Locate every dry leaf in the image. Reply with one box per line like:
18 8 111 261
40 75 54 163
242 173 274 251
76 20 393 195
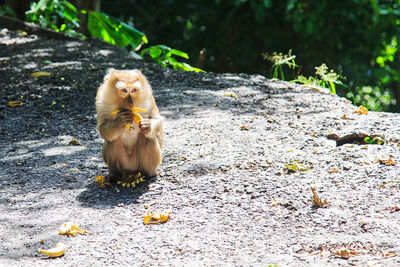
59 222 91 236
340 249 350 259
240 125 249 130
385 252 398 258
341 114 348 120
311 187 329 207
379 157 398 166
18 30 28 36
30 71 51 78
8 101 23 107
391 206 400 212
354 105 368 115
144 209 172 225
328 167 338 173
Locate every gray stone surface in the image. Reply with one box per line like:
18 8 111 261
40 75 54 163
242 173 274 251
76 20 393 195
1 22 400 266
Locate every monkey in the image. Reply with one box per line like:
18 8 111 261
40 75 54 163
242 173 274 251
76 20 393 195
95 69 163 182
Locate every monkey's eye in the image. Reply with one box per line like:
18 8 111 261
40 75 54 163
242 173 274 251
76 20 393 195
121 88 128 94
132 88 137 93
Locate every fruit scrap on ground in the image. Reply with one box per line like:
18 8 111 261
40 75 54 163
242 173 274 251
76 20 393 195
110 107 147 130
30 71 51 78
95 175 111 189
311 187 330 208
8 101 23 107
117 172 145 188
144 209 172 225
59 222 91 236
38 242 66 258
285 161 311 172
224 91 238 99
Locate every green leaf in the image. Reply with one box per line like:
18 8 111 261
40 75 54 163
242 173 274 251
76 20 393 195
61 0 77 13
169 49 189 59
149 46 162 59
88 11 147 50
329 81 336 94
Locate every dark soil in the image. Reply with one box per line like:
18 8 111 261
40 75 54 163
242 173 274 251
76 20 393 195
1 17 400 266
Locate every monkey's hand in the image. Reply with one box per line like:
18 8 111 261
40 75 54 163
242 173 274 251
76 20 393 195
117 110 134 127
139 119 151 135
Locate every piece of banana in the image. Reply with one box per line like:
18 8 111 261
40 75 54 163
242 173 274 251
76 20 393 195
95 174 111 189
110 107 147 130
38 242 66 258
59 222 90 236
143 209 172 225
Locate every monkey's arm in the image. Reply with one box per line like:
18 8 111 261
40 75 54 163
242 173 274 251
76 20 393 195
98 110 133 141
139 116 163 139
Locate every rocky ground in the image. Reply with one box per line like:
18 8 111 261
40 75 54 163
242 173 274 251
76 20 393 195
1 17 400 266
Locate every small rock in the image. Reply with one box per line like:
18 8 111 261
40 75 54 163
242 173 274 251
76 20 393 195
235 188 244 193
292 244 302 253
245 187 254 194
343 162 352 170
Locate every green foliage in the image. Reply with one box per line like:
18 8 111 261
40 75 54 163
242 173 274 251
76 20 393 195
87 11 202 72
346 86 394 111
264 50 347 95
106 0 399 112
263 50 297 80
0 5 17 17
87 11 147 50
25 0 84 38
293 64 347 95
364 136 385 145
22 1 201 72
140 45 205 72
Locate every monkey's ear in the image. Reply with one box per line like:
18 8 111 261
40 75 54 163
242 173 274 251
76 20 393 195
104 68 116 81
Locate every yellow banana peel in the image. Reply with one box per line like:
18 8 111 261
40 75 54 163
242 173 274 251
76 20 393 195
59 222 91 236
110 107 147 130
144 209 172 225
38 242 66 258
95 174 111 189
30 71 51 78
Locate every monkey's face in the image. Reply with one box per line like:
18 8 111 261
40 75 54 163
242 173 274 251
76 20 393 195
115 80 141 108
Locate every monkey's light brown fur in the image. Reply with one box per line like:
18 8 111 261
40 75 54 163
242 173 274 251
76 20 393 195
96 69 163 181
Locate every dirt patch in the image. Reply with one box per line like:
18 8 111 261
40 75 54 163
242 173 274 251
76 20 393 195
1 18 400 266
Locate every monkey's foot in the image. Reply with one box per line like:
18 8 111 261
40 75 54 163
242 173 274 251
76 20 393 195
117 172 145 188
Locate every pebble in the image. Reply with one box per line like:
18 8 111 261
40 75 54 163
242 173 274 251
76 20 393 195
292 245 303 253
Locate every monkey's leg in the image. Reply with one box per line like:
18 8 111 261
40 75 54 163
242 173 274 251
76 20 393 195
102 140 125 183
137 136 162 177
